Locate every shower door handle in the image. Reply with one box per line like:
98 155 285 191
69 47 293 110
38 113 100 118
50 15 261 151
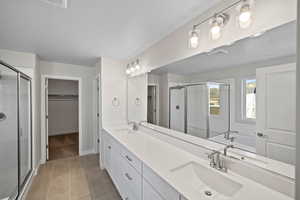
0 112 7 121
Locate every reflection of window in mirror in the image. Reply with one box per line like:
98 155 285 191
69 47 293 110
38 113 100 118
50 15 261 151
208 84 220 115
242 79 256 121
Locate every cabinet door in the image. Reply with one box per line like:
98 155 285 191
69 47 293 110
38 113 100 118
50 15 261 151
103 132 112 173
256 63 296 164
143 179 164 200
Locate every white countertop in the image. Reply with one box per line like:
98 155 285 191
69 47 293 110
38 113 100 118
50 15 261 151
142 122 295 180
104 125 293 200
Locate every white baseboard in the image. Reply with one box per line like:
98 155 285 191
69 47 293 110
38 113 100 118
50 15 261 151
80 149 96 156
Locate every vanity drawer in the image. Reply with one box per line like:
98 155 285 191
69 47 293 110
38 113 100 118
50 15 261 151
143 165 180 200
120 157 142 200
120 145 142 173
143 179 164 200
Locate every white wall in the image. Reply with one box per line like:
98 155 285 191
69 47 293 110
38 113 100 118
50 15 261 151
40 61 97 157
48 79 78 136
133 0 296 72
101 57 127 127
0 49 36 68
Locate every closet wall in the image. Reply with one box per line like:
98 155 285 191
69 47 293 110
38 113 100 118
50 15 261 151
48 79 78 136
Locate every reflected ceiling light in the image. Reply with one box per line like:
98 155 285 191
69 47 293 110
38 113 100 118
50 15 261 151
189 27 200 49
238 1 253 29
210 14 228 41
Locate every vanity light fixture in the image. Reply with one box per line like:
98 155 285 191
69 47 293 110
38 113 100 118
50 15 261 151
189 27 200 49
238 0 253 29
130 63 136 73
126 64 131 75
126 59 143 76
188 0 255 48
210 14 229 41
135 59 141 70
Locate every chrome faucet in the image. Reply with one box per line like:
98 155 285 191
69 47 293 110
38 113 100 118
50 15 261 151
223 130 238 141
207 151 227 172
223 144 234 156
128 121 139 131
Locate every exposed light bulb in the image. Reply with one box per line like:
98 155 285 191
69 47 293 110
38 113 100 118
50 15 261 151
210 21 221 40
239 4 252 28
135 60 141 70
126 64 131 75
189 30 199 49
130 66 135 73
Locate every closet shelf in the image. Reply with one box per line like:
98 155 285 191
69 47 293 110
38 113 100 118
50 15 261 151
48 94 78 101
48 94 78 97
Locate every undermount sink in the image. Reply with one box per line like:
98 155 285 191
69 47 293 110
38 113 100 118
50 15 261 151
170 162 242 198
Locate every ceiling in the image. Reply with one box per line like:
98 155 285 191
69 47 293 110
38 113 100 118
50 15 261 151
152 21 296 75
0 0 221 66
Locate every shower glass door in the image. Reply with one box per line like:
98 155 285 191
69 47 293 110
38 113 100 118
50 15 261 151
19 75 32 188
0 64 19 199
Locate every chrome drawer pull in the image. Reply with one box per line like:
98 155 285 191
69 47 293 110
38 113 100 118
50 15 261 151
108 146 111 149
125 155 132 162
125 173 132 181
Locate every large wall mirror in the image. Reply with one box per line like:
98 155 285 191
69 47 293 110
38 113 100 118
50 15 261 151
146 21 296 165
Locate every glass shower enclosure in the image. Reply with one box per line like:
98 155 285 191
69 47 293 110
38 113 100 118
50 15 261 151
0 61 32 200
169 82 230 140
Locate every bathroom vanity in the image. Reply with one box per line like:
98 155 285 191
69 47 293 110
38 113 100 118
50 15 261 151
102 125 293 200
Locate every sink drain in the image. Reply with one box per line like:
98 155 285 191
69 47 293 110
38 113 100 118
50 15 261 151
204 190 212 196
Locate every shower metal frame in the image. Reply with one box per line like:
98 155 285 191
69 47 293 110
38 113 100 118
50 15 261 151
0 60 33 200
168 82 231 139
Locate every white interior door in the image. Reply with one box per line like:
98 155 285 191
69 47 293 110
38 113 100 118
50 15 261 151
170 87 186 133
256 63 296 164
45 78 49 161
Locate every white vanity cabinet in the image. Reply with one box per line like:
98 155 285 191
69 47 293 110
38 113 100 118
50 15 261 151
103 131 112 174
103 131 142 200
143 164 181 200
143 179 165 200
102 130 181 200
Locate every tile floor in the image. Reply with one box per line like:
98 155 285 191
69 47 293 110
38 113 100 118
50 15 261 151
49 133 79 160
26 154 121 200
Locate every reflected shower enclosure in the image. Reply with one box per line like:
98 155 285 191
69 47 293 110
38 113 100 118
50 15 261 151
169 82 230 140
0 61 32 200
